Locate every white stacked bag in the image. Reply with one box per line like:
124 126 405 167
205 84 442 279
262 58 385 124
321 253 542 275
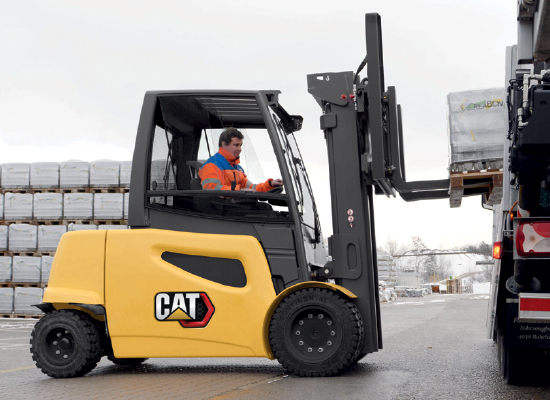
90 160 120 187
41 256 54 283
30 162 59 188
0 226 7 251
9 224 37 251
98 225 128 230
1 163 30 188
63 193 93 219
94 193 124 219
38 225 67 251
124 193 129 219
0 257 12 282
68 223 97 231
12 256 41 282
0 193 3 219
0 288 14 313
33 193 63 220
60 160 90 187
4 193 33 220
14 287 43 314
120 161 132 187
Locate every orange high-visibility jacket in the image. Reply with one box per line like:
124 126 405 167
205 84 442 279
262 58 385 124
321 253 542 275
198 147 273 192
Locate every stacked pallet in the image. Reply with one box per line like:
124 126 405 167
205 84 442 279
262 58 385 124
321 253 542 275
0 160 131 318
447 88 505 208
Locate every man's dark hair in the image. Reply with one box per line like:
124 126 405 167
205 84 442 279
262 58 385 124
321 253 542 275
219 127 244 147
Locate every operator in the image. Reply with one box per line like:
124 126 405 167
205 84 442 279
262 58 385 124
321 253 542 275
199 127 283 192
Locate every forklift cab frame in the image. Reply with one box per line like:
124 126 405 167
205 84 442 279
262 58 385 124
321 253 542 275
128 90 326 293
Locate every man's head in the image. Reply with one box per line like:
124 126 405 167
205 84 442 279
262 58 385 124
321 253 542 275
219 127 244 158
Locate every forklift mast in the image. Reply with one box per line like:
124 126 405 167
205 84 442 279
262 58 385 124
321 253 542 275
306 14 460 351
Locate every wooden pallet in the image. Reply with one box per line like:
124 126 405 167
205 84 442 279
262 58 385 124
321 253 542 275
1 187 130 194
1 219 126 226
0 313 43 319
0 282 47 288
449 170 503 208
0 251 55 257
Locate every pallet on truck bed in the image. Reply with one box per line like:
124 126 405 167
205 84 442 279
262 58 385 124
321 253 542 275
449 169 503 208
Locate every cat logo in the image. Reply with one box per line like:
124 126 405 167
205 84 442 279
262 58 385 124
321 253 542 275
155 292 215 328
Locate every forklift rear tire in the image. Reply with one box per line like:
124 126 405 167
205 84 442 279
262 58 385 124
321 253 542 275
30 310 103 378
269 288 363 377
107 355 149 366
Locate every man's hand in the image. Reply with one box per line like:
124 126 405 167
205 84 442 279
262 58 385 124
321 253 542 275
270 179 283 187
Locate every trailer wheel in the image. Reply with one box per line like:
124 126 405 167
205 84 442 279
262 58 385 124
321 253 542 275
108 355 148 366
504 346 526 385
269 288 363 377
30 310 103 378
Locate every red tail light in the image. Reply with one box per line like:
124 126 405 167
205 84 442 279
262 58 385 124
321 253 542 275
516 221 550 256
493 241 502 259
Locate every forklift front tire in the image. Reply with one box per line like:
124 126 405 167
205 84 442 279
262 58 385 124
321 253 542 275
30 310 103 378
107 355 149 366
269 288 363 377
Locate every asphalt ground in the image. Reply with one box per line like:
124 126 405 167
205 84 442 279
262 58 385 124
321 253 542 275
1 294 550 399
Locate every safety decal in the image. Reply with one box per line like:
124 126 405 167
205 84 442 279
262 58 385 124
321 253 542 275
155 292 215 328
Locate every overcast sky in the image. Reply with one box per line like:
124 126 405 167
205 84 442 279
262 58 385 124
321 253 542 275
0 0 518 250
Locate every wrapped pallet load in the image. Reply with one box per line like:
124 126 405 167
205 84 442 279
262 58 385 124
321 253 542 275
90 160 120 187
98 225 128 230
0 193 3 219
59 160 90 187
0 288 14 313
448 88 507 171
33 193 63 220
4 193 33 220
0 256 12 282
120 161 132 187
30 162 59 188
14 287 43 314
37 225 67 251
124 192 129 219
12 256 41 282
0 226 7 251
8 224 37 251
1 163 30 188
41 256 54 283
67 223 97 231
63 193 93 219
94 193 123 219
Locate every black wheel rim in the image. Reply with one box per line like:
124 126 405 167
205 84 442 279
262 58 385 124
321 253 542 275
285 306 342 363
44 327 75 365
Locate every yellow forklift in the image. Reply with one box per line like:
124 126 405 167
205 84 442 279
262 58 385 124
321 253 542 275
30 14 471 378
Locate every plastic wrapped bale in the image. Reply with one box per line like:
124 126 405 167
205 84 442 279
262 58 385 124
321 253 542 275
98 225 128 230
4 193 33 220
448 88 507 171
120 161 132 187
67 223 97 231
8 224 37 251
150 159 176 190
90 160 120 187
0 257 12 282
0 226 7 251
41 256 54 283
1 163 30 188
14 287 43 314
30 162 59 188
12 256 41 283
0 288 14 313
0 193 3 219
59 160 90 187
63 193 93 219
124 192 129 219
33 193 63 220
94 193 123 219
37 225 67 251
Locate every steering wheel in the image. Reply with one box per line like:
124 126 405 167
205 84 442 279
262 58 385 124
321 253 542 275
268 186 284 194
